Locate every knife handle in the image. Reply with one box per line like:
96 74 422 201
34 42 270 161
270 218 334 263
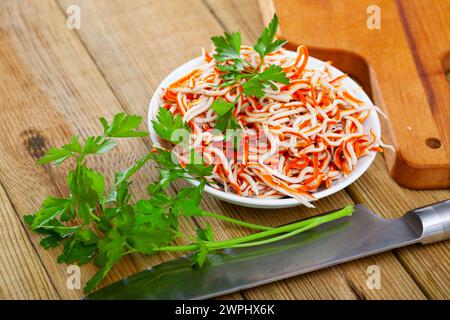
405 199 450 244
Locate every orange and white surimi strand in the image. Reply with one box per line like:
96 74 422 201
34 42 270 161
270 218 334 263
160 45 384 206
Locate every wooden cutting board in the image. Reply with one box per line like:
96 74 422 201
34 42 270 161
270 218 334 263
260 0 450 189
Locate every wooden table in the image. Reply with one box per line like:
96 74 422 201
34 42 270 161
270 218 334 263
0 0 448 300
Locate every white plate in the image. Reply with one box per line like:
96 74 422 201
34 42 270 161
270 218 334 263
148 51 380 209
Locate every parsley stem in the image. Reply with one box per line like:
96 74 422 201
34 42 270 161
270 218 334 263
89 212 101 222
156 206 353 253
206 205 353 250
233 91 242 104
155 244 198 252
219 221 320 249
200 210 272 231
258 58 264 71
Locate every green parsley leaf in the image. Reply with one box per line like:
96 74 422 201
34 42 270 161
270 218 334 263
260 64 290 84
171 185 203 217
242 65 289 98
196 222 214 242
112 205 136 234
216 62 244 74
67 166 105 224
215 60 246 87
84 229 124 294
192 223 214 268
26 197 73 229
134 200 168 229
242 77 265 98
191 242 209 268
37 136 82 166
147 149 185 192
150 148 179 170
214 108 238 132
146 185 173 205
211 31 242 62
100 113 148 138
40 234 63 249
185 150 213 178
207 14 289 132
253 14 287 60
107 177 131 207
159 168 185 190
210 96 239 132
211 98 235 116
84 266 111 294
150 148 212 183
152 107 189 144
111 152 153 197
62 136 83 154
37 147 73 166
84 136 117 155
57 229 98 265
39 112 147 167
127 224 176 255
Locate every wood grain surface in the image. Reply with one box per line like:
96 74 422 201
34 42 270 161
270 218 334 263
0 0 448 300
260 0 450 189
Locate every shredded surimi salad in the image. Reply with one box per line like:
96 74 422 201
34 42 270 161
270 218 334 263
159 45 385 207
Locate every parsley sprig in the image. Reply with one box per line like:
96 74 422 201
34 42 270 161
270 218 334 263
151 107 189 144
26 113 352 292
253 14 287 63
210 14 289 132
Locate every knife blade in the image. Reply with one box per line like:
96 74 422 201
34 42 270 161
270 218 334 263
85 199 450 300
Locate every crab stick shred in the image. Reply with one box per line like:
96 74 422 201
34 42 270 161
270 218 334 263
157 45 385 206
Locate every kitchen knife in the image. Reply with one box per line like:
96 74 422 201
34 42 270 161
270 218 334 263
85 199 450 300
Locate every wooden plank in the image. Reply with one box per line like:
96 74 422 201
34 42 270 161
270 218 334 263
60 0 426 299
0 0 196 299
0 182 59 299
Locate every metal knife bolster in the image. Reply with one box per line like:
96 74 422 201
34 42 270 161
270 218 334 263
405 199 450 244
